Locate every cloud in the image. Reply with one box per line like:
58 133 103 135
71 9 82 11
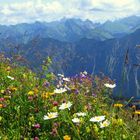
90 8 105 12
86 0 140 21
0 0 140 25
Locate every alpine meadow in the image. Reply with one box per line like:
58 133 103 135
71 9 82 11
0 0 140 140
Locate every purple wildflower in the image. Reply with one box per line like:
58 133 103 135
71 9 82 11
34 123 40 129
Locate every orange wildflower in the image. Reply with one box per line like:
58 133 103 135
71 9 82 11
0 104 3 108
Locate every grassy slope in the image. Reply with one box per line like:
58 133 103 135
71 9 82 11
0 59 140 140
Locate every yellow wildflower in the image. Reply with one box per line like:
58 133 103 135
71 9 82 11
134 110 140 115
28 91 34 96
48 92 55 96
41 92 49 99
63 135 71 140
114 103 123 107
33 88 39 94
10 87 17 92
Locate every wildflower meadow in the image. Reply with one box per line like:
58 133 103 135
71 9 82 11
0 58 140 140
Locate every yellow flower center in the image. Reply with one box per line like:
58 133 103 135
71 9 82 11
64 104 68 108
48 114 54 118
96 117 100 121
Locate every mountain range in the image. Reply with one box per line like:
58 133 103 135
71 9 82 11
0 15 140 99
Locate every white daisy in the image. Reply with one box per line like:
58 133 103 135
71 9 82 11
90 116 105 122
83 71 88 75
63 77 70 82
59 101 72 110
58 74 64 77
100 119 110 128
7 76 14 80
72 118 80 123
54 88 67 94
76 112 87 117
104 83 116 89
44 112 58 120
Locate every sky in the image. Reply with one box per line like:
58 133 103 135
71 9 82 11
0 0 140 25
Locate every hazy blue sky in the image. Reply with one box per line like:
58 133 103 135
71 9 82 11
0 0 140 25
